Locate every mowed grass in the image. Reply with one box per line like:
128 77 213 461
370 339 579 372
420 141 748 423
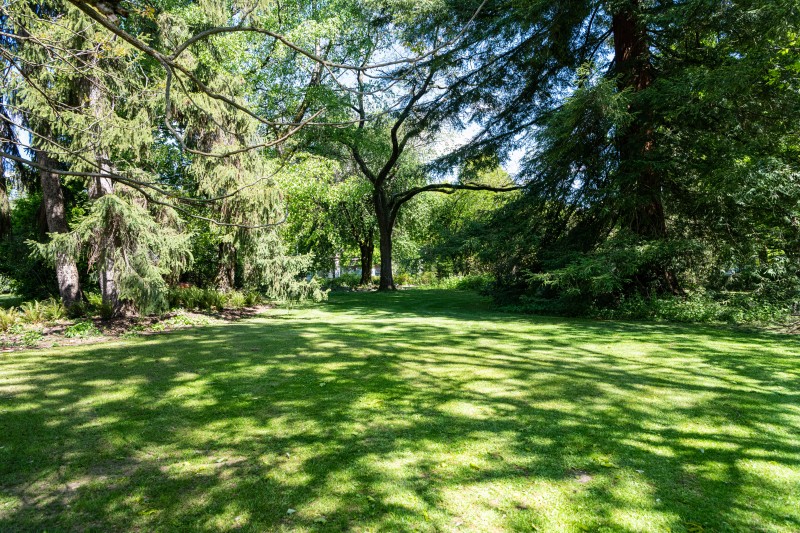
0 293 23 309
1 290 799 532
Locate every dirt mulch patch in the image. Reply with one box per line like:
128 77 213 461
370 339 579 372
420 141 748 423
0 305 273 353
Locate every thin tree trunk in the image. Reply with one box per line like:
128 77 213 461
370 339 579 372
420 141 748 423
377 221 394 290
88 168 122 313
216 241 236 291
88 79 126 315
0 169 10 238
359 235 374 286
374 191 397 291
36 148 81 307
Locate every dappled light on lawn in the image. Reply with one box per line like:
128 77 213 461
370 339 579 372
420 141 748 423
1 290 798 531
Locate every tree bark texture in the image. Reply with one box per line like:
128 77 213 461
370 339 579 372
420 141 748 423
359 233 374 286
612 0 666 240
37 148 82 307
0 169 10 238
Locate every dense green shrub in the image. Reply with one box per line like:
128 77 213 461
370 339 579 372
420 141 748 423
413 271 437 286
226 291 247 309
82 292 114 320
394 272 412 286
0 194 61 301
169 287 226 311
413 273 494 292
19 301 46 324
322 273 363 291
595 293 791 325
41 298 66 321
507 291 791 325
0 274 13 294
243 292 261 306
16 298 67 324
0 308 19 332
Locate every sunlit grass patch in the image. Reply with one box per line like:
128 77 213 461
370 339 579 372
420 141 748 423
1 289 798 532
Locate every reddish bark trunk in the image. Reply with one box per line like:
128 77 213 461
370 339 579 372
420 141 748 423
612 1 666 240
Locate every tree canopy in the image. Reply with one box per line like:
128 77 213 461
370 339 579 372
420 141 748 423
0 0 797 320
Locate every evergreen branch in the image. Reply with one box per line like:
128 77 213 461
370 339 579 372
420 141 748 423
392 182 522 208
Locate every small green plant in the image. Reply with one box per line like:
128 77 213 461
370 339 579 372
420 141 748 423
414 272 437 286
42 298 66 321
84 292 114 319
64 320 102 338
226 291 247 309
244 291 262 306
169 287 228 311
163 313 207 327
120 324 146 339
19 301 46 324
0 274 13 294
413 274 494 292
21 329 43 347
0 307 20 332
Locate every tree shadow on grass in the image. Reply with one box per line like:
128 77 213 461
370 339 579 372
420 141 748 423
0 290 798 531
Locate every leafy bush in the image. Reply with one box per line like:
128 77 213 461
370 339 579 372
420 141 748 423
19 301 46 324
21 329 43 347
596 292 791 324
508 290 791 325
169 287 227 311
0 308 20 332
414 273 494 292
0 274 13 294
394 272 412 286
444 274 493 292
244 291 261 306
64 320 102 338
413 271 437 286
0 193 61 301
322 273 363 291
226 291 248 309
42 298 66 321
82 292 114 319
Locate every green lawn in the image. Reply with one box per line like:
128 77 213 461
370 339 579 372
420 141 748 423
1 290 798 532
0 293 23 309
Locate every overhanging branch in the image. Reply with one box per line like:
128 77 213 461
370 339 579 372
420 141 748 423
392 182 522 208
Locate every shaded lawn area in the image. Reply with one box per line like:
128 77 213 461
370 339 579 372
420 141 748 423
0 294 23 309
0 290 798 532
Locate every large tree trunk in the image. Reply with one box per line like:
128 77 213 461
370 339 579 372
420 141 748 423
37 148 81 308
612 1 666 239
613 2 678 293
374 191 396 291
359 233 374 286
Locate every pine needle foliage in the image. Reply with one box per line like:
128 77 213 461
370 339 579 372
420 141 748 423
32 194 191 314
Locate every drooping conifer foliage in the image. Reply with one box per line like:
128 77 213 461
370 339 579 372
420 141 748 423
423 0 800 312
1 0 797 320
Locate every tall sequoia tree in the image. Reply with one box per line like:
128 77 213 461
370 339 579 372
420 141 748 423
425 0 800 299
